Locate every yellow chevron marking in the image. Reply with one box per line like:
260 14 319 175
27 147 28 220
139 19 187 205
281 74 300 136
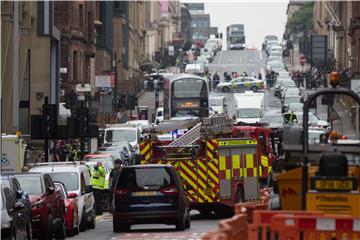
208 160 219 174
180 164 209 202
140 143 150 154
207 141 216 152
197 161 215 189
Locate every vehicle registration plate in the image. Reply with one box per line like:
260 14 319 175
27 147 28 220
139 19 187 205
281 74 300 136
132 191 157 196
314 179 354 191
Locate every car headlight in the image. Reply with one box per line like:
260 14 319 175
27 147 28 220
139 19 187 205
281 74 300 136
32 201 45 209
1 222 11 229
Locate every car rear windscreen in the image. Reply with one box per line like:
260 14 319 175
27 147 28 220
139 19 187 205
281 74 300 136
117 167 175 190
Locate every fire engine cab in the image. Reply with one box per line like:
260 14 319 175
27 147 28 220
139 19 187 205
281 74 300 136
140 114 276 216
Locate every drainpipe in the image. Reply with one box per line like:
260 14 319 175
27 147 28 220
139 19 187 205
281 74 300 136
12 1 19 132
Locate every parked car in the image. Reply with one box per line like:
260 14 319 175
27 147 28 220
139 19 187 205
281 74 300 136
13 172 66 239
216 77 264 93
28 162 96 232
1 186 29 240
54 182 79 236
287 102 303 112
104 124 141 157
84 153 115 164
0 175 32 238
282 94 301 113
101 142 136 165
112 164 191 232
283 111 330 131
260 109 284 129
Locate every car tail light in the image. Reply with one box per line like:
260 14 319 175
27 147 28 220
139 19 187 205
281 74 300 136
160 185 179 195
114 188 130 198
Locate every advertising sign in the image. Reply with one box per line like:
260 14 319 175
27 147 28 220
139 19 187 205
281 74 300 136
95 74 115 88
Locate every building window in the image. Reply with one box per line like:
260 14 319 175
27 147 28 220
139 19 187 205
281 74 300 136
73 51 78 82
79 4 84 28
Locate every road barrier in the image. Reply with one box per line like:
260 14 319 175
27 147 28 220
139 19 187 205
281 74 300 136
202 195 360 240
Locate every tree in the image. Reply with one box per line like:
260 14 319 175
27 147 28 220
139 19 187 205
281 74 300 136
286 2 314 35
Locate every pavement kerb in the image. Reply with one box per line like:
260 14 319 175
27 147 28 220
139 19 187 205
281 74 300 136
136 89 145 98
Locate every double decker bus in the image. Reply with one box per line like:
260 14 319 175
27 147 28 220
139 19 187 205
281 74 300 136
163 74 209 120
227 24 245 50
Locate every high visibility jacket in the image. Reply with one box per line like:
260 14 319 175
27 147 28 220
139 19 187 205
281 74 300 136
90 166 106 190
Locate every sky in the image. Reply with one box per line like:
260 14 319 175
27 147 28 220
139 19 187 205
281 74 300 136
185 1 289 49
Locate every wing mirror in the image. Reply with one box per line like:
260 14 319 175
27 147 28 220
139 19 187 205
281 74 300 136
15 190 24 199
11 202 25 212
67 192 78 198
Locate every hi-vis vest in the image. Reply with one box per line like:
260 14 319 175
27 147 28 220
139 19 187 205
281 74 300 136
90 166 106 190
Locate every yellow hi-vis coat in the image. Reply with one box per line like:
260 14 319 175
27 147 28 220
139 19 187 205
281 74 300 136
90 166 106 190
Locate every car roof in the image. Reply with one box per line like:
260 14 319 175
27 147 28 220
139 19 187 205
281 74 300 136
105 124 139 130
123 164 173 169
84 153 112 158
29 162 88 172
263 109 282 115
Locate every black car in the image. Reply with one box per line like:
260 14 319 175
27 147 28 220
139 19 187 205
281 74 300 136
0 175 32 239
113 164 190 232
1 186 28 240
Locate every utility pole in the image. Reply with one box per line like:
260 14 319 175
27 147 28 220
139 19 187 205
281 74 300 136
113 52 118 104
12 1 19 132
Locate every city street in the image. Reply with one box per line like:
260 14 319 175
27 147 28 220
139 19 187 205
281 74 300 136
2 2 360 240
72 211 218 240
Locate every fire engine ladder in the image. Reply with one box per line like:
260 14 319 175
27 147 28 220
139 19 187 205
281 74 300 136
168 114 234 147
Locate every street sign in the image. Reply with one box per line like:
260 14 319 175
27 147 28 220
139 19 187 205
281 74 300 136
310 35 327 68
168 45 174 56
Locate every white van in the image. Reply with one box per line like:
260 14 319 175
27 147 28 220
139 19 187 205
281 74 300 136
29 162 96 230
185 63 204 74
154 107 164 125
234 91 265 124
209 96 227 114
104 124 141 158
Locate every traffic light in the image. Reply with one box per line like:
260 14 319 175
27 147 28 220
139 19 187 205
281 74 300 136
119 93 126 109
42 104 58 139
30 115 43 139
66 117 77 138
77 108 89 137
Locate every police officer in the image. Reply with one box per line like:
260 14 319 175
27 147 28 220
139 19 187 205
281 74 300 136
90 161 106 215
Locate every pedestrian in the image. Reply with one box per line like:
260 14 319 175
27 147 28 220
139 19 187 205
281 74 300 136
57 140 68 161
109 159 123 192
90 161 106 215
212 72 220 89
51 142 60 162
258 72 262 80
